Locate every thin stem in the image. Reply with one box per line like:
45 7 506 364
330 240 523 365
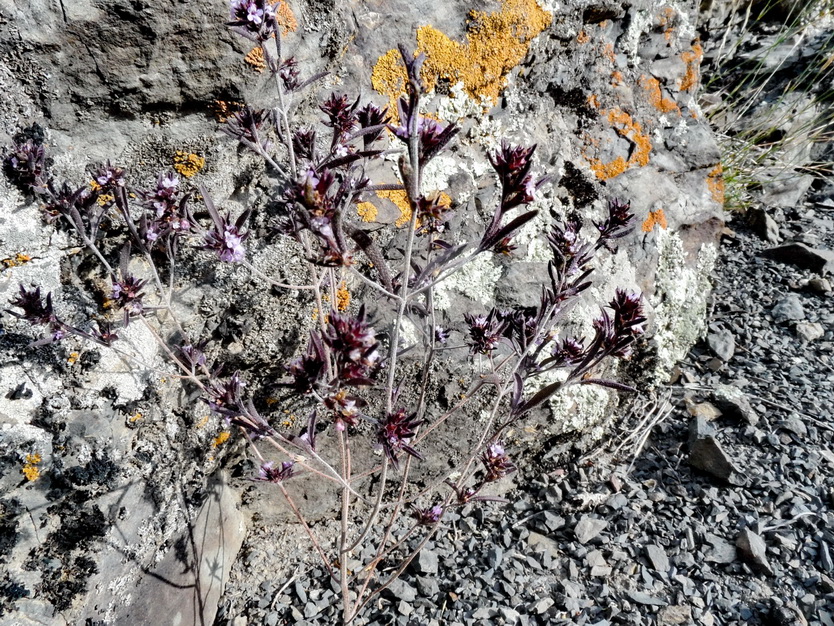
343 457 388 554
279 483 336 580
338 429 353 624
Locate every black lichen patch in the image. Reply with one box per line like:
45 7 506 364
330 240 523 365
0 575 31 616
547 85 597 129
24 500 109 613
0 498 23 560
559 160 599 208
63 456 120 489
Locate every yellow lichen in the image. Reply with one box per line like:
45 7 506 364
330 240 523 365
173 151 205 178
22 453 42 482
271 0 298 34
67 352 80 365
707 163 725 204
2 253 32 269
371 0 552 115
97 193 114 207
680 41 704 92
642 208 668 232
195 415 210 429
129 412 143 423
577 30 590 44
212 431 231 448
639 75 679 114
373 189 413 228
587 108 652 180
336 283 350 312
356 201 379 223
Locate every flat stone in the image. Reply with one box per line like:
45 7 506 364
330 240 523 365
796 322 824 343
686 400 722 421
760 242 834 275
712 384 759 426
590 565 613 577
771 294 806 322
704 535 737 564
736 528 773 576
574 516 608 545
658 605 694 625
415 549 439 575
707 328 735 361
627 591 667 606
527 532 560 560
534 597 555 614
586 550 607 568
645 544 670 573
385 579 417 603
688 417 744 484
808 277 832 294
748 206 781 243
416 576 440 597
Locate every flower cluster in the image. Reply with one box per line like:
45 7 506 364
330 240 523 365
228 0 277 41
253 460 296 483
592 289 646 358
200 186 250 263
480 442 517 482
3 140 47 192
377 409 423 469
464 310 506 355
220 107 271 153
139 173 192 245
322 306 380 384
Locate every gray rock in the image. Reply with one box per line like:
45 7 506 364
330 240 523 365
736 528 773 576
574 516 608 545
534 597 555 614
704 534 737 564
527 532 559 560
626 591 667 606
808 277 832 294
748 206 781 243
415 549 439 575
416 576 440 597
707 328 736 361
796 322 824 343
688 416 744 484
385 579 417 603
712 384 760 426
761 242 834 275
645 544 670 573
771 294 806 322
658 605 693 625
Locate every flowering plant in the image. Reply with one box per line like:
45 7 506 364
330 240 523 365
2 2 645 622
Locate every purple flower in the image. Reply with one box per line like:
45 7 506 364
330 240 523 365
111 274 146 324
206 371 247 417
480 442 516 482
434 325 450 344
177 342 207 370
3 140 48 192
92 162 126 190
377 409 424 469
549 336 586 367
228 0 277 40
221 107 271 152
356 103 390 147
320 93 359 140
464 309 506 355
324 389 363 431
286 332 327 394
200 186 250 263
7 285 55 325
323 306 380 384
411 504 443 526
253 460 296 483
391 106 458 163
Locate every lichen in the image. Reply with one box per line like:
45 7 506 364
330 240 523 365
356 201 378 223
641 208 668 232
650 228 717 382
371 0 551 115
680 41 703 92
587 108 653 180
21 452 42 481
639 75 679 115
707 163 725 205
434 252 501 310
173 151 205 178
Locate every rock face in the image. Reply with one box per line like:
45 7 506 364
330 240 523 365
0 0 723 622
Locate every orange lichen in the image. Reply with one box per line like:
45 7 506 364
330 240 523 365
270 0 298 34
67 352 80 365
336 283 350 312
173 151 205 178
610 70 624 86
602 43 616 63
22 453 42 482
641 208 668 232
244 47 267 72
577 30 590 44
356 201 379 223
213 100 245 123
639 75 679 114
2 253 32 269
213 431 231 448
707 163 725 204
371 0 552 115
587 108 652 180
680 41 704 92
587 94 600 109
